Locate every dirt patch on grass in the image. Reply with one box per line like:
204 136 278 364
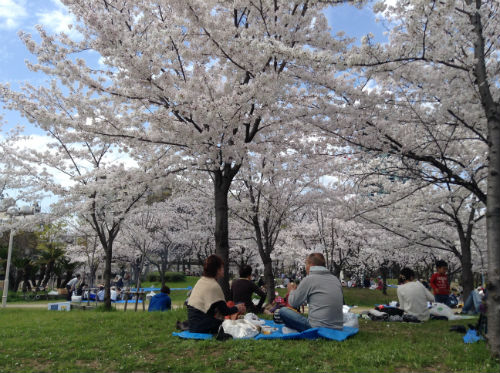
75 359 102 370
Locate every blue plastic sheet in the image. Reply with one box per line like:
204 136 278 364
463 329 483 344
131 286 192 292
172 319 358 341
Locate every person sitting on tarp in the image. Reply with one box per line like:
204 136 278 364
461 287 485 315
279 253 343 332
397 267 434 321
230 264 266 314
148 285 171 312
187 255 246 334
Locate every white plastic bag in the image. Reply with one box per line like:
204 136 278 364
244 313 265 326
343 312 359 328
221 319 260 339
429 302 461 320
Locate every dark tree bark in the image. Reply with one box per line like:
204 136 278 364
213 163 240 299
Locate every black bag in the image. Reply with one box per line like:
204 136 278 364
375 305 404 317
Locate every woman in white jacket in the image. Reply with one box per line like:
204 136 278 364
397 267 435 321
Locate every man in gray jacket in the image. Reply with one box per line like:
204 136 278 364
279 253 343 331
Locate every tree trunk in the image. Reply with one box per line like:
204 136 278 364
332 263 341 279
103 246 112 309
380 265 388 295
41 261 54 288
89 264 97 288
486 113 500 357
468 2 500 356
213 165 239 299
251 215 276 304
160 260 167 288
263 258 275 304
460 241 474 304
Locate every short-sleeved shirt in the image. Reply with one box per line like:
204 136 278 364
430 273 449 295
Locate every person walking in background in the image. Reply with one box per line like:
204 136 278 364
430 260 451 306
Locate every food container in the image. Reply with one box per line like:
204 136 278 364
262 326 272 335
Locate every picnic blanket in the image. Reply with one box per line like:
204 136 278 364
131 286 192 292
172 319 358 341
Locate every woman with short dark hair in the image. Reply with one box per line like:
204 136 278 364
397 267 435 321
187 255 246 333
230 264 266 313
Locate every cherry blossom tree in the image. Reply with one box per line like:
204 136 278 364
354 169 485 301
229 149 322 301
1 0 353 295
65 221 104 288
0 115 179 308
305 0 499 353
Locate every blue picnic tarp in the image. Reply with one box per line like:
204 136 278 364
172 319 358 341
131 286 192 292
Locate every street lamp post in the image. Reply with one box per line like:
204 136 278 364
1 202 40 308
1 228 15 308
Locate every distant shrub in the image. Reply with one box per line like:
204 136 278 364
146 271 186 283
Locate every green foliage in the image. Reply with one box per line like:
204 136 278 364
146 271 186 283
0 308 497 372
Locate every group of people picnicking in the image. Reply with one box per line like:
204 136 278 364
65 273 130 302
65 253 485 335
180 254 486 335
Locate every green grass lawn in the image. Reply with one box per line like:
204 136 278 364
275 285 397 307
0 306 497 373
3 277 396 307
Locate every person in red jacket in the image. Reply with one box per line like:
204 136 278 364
430 260 451 306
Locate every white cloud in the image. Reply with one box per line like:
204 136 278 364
0 0 27 30
36 1 81 39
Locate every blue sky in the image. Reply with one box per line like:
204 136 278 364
0 0 388 134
